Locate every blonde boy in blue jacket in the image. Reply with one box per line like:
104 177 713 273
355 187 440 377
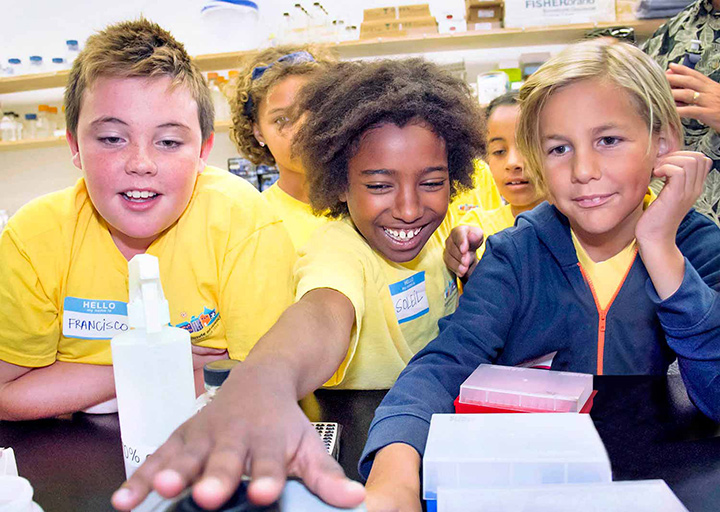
361 39 720 510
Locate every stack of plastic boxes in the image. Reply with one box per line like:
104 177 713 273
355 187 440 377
422 364 689 512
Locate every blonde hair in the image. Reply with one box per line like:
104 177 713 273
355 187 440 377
517 39 682 193
230 44 336 165
64 18 214 142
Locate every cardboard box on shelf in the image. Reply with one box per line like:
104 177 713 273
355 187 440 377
399 3 432 18
360 16 437 39
363 6 397 21
469 21 503 31
402 16 438 35
467 2 504 23
439 19 468 34
504 0 616 28
360 19 401 38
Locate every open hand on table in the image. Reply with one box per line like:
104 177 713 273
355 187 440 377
111 367 365 511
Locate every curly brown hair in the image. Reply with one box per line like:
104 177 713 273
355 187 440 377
229 44 336 165
293 59 486 218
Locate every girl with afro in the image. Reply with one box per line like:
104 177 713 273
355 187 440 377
115 57 486 511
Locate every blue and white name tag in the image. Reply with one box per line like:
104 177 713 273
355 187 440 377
389 272 429 324
62 297 129 340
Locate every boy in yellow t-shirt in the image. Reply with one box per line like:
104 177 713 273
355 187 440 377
0 19 295 421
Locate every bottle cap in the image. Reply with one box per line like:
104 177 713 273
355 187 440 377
25 113 37 120
203 359 240 388
689 39 702 52
29 56 42 62
8 58 21 64
52 57 65 64
207 71 219 80
66 39 79 46
127 254 170 333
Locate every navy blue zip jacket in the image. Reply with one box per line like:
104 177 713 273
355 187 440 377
359 202 720 479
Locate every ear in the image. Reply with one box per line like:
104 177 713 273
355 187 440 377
339 190 347 203
66 130 82 170
198 132 215 174
655 129 679 161
252 123 266 147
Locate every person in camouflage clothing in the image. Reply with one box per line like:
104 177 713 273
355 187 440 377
643 0 720 226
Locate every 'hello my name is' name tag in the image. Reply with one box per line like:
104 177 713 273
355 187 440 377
63 297 129 340
389 271 429 325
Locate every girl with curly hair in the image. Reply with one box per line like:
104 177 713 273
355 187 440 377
230 44 335 249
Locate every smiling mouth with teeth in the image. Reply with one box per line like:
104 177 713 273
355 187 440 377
506 180 529 185
123 190 159 201
383 227 423 242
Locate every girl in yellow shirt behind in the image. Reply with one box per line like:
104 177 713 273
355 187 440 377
231 45 335 250
444 92 546 278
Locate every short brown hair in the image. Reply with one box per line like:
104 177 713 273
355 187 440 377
230 44 336 165
64 18 214 141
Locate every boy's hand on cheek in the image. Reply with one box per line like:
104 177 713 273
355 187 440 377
637 151 711 300
111 368 365 511
444 226 484 279
636 150 712 249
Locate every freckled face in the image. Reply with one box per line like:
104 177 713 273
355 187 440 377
68 76 212 250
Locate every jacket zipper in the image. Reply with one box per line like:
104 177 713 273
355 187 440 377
577 246 638 375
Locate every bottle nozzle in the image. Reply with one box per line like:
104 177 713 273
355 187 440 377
127 254 170 334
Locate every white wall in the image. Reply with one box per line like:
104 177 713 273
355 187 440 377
1 0 560 215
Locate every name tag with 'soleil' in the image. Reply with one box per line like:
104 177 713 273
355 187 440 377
389 271 429 324
62 297 129 339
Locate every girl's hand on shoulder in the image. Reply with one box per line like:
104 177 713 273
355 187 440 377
636 150 711 249
444 225 484 279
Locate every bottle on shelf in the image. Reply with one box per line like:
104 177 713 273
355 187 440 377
207 72 231 121
65 40 81 64
47 106 62 136
7 58 23 76
280 11 293 44
332 19 346 43
1 112 18 142
293 3 311 43
35 105 52 138
23 113 38 140
28 56 45 74
311 2 331 42
50 57 66 72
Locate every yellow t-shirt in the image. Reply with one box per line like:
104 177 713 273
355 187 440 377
573 234 637 310
571 190 656 309
0 166 295 367
450 160 502 215
459 203 517 259
262 183 328 250
294 215 460 390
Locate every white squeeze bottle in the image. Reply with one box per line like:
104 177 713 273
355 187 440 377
111 254 195 482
